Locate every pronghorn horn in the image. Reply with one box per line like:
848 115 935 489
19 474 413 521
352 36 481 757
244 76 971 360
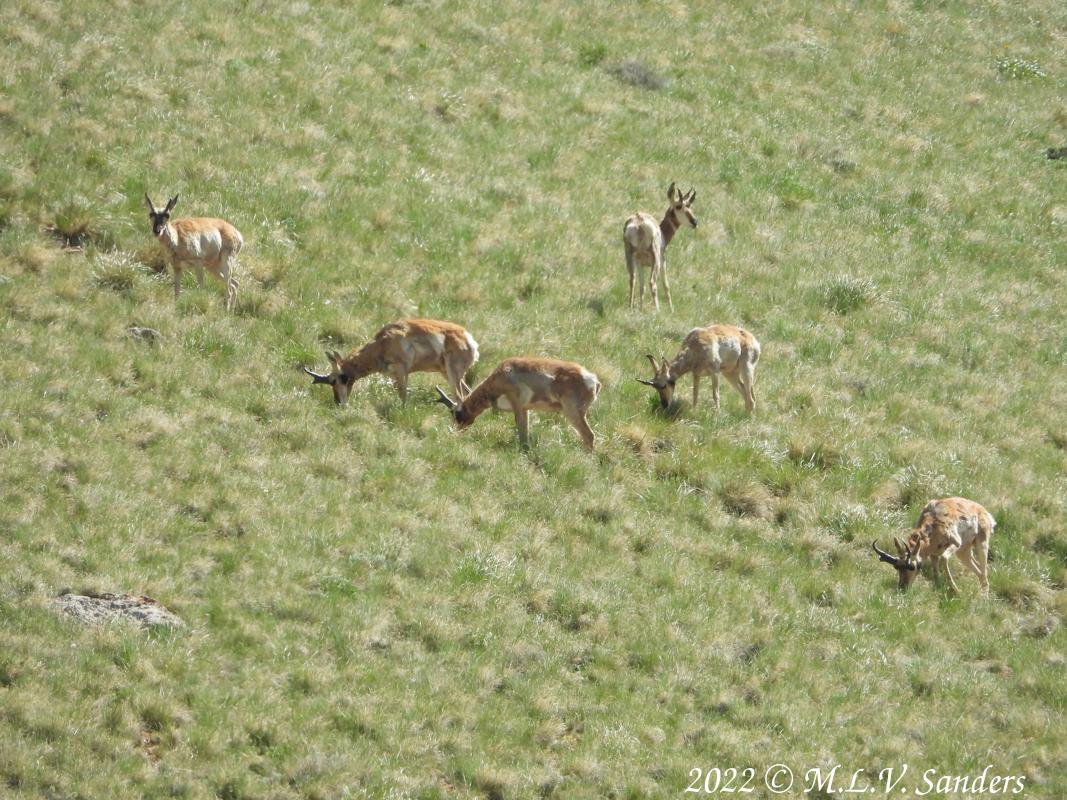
667 181 676 200
434 385 457 410
872 541 899 565
645 354 659 371
636 378 656 387
303 366 332 384
144 193 157 213
686 188 696 203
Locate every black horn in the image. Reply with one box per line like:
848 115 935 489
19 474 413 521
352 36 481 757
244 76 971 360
434 385 457 410
303 366 332 384
872 541 899 565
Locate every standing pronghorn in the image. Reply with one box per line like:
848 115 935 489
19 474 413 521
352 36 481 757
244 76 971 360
872 497 995 595
434 357 601 450
637 324 760 412
145 193 243 311
303 318 479 405
623 182 697 311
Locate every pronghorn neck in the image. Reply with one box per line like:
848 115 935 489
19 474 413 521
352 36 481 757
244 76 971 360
456 380 498 424
344 341 386 379
660 211 679 247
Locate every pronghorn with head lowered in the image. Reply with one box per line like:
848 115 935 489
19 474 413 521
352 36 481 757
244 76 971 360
303 318 479 405
638 324 760 412
623 182 697 311
872 497 995 595
144 194 243 311
434 357 601 450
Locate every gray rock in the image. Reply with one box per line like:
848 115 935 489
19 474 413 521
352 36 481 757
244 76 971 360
127 326 162 343
53 592 183 629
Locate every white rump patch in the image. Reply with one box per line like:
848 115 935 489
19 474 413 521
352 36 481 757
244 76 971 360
580 370 600 397
464 331 480 364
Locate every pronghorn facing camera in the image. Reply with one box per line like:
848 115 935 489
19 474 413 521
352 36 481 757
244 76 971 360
872 497 995 595
623 182 697 311
303 318 479 405
434 357 601 450
637 324 760 412
144 194 243 311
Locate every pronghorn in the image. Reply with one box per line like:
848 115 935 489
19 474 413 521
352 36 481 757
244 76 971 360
872 497 995 595
637 324 760 412
144 194 243 311
623 182 697 311
434 357 601 450
303 318 479 405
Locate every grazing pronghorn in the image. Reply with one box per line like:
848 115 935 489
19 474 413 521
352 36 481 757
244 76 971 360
872 497 995 595
303 318 479 405
144 194 243 311
637 324 760 412
623 182 697 311
434 357 601 450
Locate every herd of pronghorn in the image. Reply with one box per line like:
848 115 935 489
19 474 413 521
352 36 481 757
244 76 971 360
143 185 996 596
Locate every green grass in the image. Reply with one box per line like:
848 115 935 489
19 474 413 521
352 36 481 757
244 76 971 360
1 1 1066 798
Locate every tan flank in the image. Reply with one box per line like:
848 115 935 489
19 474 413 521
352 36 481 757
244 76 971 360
145 193 243 311
872 497 995 595
304 318 479 405
435 357 601 450
637 324 761 413
622 181 697 311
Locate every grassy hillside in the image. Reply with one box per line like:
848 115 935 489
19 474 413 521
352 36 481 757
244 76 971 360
1 1 1065 797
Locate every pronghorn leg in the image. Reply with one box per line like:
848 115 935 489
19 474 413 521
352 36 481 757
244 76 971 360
660 257 674 312
514 407 530 447
219 248 239 311
649 259 660 311
564 406 595 451
195 262 206 289
393 371 409 403
626 248 637 309
692 373 700 407
745 361 758 411
941 556 960 594
445 361 467 401
724 370 746 409
956 546 984 584
711 371 721 409
172 264 184 302
974 539 990 594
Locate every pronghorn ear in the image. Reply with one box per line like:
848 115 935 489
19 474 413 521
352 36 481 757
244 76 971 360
144 194 157 214
661 354 670 372
636 378 656 387
666 182 677 201
645 354 659 372
164 194 178 213
893 537 905 556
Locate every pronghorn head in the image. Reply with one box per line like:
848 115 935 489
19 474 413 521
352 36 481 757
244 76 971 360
872 536 923 590
144 193 178 237
666 182 698 229
303 351 355 405
636 354 675 408
434 386 474 428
